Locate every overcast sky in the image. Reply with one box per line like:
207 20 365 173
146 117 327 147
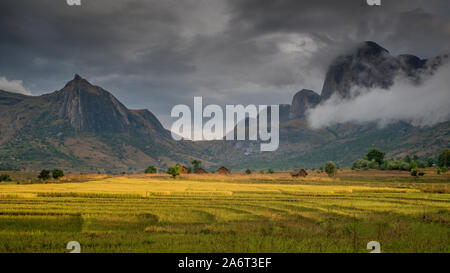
1 0 449 127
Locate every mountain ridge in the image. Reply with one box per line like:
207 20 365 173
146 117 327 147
0 41 448 172
0 75 212 172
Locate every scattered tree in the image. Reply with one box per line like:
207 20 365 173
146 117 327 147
438 149 450 167
52 169 64 179
404 155 411 163
38 169 51 180
145 166 157 174
366 148 385 164
191 159 202 173
267 169 274 174
352 148 427 171
245 169 252 175
324 161 337 177
167 164 182 178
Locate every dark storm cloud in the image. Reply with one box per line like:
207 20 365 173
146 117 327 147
0 0 449 127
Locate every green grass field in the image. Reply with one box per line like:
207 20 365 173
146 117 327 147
0 170 448 253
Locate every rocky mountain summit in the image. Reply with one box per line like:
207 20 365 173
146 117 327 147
285 41 448 120
320 41 447 101
289 89 321 119
218 41 449 169
0 75 208 172
46 74 167 135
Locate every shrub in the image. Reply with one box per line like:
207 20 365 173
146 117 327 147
397 161 412 171
245 169 252 175
375 159 411 171
416 161 426 168
145 166 157 174
442 167 448 173
379 160 390 170
426 158 434 167
38 170 51 180
436 168 441 175
167 164 182 178
324 161 337 177
267 169 274 174
368 159 379 169
0 174 12 182
52 169 64 179
352 159 371 169
410 168 425 177
259 170 265 174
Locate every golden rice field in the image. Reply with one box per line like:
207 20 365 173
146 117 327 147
0 170 448 253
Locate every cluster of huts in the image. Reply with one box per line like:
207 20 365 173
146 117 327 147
290 169 308 177
177 165 308 177
179 166 230 175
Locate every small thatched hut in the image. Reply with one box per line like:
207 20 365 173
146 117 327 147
217 166 230 175
180 166 189 174
290 169 308 177
195 167 208 174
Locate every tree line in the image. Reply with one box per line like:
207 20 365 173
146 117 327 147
351 148 449 176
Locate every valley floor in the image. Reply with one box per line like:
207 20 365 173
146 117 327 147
0 170 448 252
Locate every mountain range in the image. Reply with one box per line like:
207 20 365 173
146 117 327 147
0 41 448 172
0 74 214 172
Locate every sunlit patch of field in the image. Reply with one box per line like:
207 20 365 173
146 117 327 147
0 170 448 253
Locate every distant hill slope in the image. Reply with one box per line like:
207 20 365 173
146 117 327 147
209 119 450 170
0 90 27 106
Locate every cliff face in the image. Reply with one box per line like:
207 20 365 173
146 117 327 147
47 74 131 132
320 41 445 101
46 74 168 137
0 74 208 173
219 41 449 169
283 41 440 120
289 89 321 119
